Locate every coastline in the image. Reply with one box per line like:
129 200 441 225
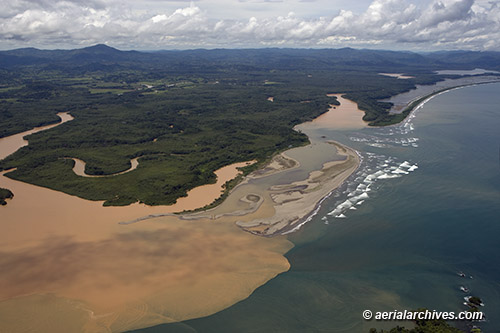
235 141 360 236
385 77 500 115
379 80 500 135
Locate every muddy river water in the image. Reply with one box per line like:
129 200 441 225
0 96 365 332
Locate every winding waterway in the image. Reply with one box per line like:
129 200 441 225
71 157 139 177
0 112 74 160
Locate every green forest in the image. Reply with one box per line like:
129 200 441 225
1 46 499 206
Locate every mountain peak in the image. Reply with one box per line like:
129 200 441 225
81 44 120 53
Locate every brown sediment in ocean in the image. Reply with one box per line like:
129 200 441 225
0 209 292 332
0 163 292 333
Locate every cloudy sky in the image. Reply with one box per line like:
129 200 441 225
1 0 499 51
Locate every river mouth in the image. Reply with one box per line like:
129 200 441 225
0 96 365 332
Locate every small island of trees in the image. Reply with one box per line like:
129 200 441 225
0 187 14 205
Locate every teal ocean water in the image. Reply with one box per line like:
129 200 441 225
133 83 500 332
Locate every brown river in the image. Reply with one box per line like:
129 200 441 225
0 96 365 333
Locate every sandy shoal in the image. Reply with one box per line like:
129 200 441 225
236 141 360 235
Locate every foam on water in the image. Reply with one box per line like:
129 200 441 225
291 97 426 229
320 102 425 225
323 152 419 223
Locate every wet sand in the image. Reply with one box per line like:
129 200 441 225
236 141 359 235
71 158 140 177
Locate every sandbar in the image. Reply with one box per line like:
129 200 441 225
379 73 415 79
236 141 359 235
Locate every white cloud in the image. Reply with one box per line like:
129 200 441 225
0 0 499 50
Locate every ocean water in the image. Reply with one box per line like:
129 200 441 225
132 83 500 333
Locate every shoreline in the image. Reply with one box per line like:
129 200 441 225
235 140 360 236
387 78 500 116
380 80 500 133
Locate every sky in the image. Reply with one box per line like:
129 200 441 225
0 0 499 51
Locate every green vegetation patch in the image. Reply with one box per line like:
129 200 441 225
0 187 14 205
0 78 333 206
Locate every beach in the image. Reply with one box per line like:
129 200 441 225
382 75 500 114
236 141 359 235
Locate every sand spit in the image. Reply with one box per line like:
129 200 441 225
383 75 500 114
71 157 139 177
236 141 359 236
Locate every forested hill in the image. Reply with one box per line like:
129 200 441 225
1 45 500 73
